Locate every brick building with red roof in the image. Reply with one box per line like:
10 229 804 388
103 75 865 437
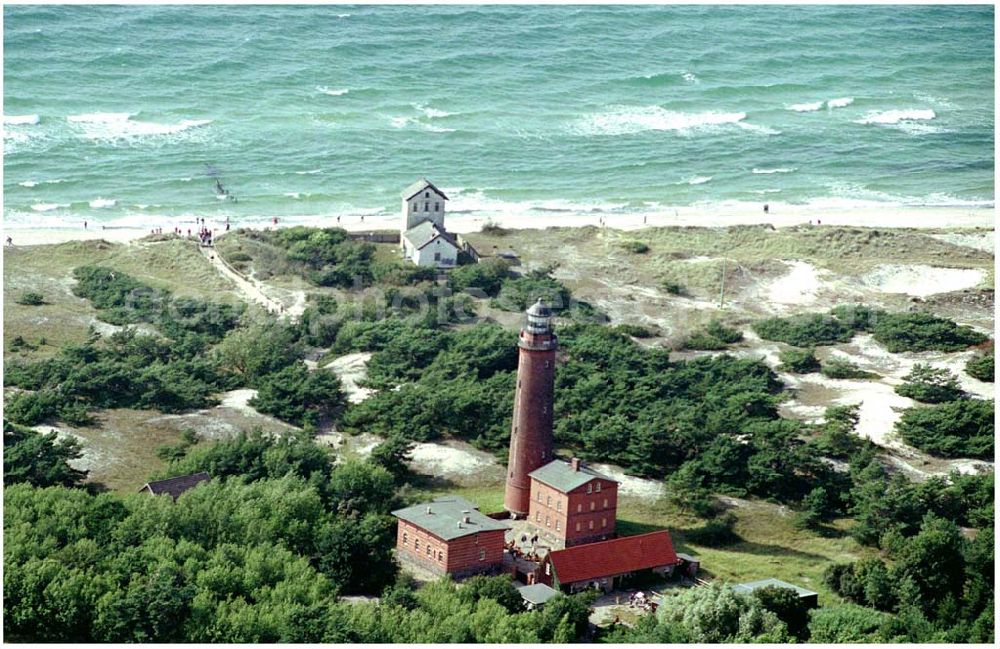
537 530 680 593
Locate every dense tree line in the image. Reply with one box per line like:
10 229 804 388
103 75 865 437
755 305 988 353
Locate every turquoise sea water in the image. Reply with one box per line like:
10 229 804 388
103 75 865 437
3 4 994 230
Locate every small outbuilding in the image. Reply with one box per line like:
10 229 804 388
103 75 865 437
400 220 461 267
392 495 510 578
538 529 680 593
139 472 210 499
732 578 819 609
516 582 560 610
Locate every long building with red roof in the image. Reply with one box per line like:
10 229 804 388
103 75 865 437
537 529 680 593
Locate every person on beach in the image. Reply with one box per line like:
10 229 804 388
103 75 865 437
360 215 365 223
273 217 278 226
6 236 13 247
763 204 769 214
84 221 88 229
225 223 230 231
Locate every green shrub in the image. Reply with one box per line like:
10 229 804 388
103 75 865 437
684 332 727 351
621 240 650 254
778 348 820 373
706 320 743 344
821 358 878 380
614 323 657 338
965 352 994 382
829 304 886 332
808 604 889 643
3 420 87 488
663 281 687 296
872 311 987 353
250 364 347 429
15 292 45 306
492 267 572 312
227 251 252 263
448 258 511 296
8 335 37 352
894 364 964 403
72 265 169 325
684 512 741 546
754 313 854 347
896 399 993 459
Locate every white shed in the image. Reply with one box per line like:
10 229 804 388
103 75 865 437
401 220 460 267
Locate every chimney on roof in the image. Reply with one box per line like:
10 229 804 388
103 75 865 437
571 457 580 472
457 520 463 529
464 515 471 523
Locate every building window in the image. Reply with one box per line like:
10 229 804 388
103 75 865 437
403 532 408 545
589 520 594 530
434 252 441 261
542 404 547 414
439 551 444 562
479 549 486 561
425 202 430 211
577 504 582 513
413 203 418 211
556 520 561 531
415 540 420 551
435 202 440 211
603 498 608 508
545 516 550 528
537 491 542 502
546 563 551 576
576 522 581 532
602 517 607 528
425 191 430 198
547 495 551 506
535 512 540 522
590 501 595 511
544 360 550 368
556 501 562 512
426 545 432 556
587 484 593 494
596 482 601 492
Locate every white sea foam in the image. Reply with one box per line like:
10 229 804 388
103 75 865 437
67 112 212 141
752 167 795 174
826 97 854 109
737 122 782 136
751 189 783 194
316 86 349 96
19 181 37 187
4 114 40 125
295 168 322 175
89 198 117 208
573 106 747 136
284 192 303 199
788 102 823 112
856 109 936 125
390 116 411 128
31 203 68 212
682 71 699 83
413 103 453 119
687 175 712 185
424 124 456 133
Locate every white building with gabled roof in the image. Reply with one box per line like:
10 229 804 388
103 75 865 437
400 178 460 267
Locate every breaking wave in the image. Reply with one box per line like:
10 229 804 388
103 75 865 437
752 167 795 174
4 114 40 125
572 106 749 136
316 86 349 96
856 108 936 125
66 112 212 142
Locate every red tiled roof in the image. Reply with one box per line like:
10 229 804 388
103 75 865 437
548 530 679 585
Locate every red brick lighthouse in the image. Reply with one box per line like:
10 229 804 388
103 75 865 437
504 299 557 517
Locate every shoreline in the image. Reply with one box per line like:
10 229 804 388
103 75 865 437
2 205 994 247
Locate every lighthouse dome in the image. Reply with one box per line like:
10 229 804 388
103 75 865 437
525 298 553 334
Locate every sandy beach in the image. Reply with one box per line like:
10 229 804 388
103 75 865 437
3 205 994 248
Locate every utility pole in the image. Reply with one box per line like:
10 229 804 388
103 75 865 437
718 258 726 308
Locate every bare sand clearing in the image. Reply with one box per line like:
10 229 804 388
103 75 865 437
765 260 825 308
861 264 986 297
928 231 995 253
324 352 374 403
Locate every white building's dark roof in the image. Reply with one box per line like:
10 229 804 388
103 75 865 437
402 220 458 251
517 583 560 605
401 178 449 201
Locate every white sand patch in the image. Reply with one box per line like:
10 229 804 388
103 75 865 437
928 231 995 254
861 264 985 297
732 330 784 369
218 388 259 414
287 290 308 319
324 352 374 403
315 430 384 459
781 372 914 450
589 462 665 499
31 424 103 473
409 439 499 477
766 260 824 307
